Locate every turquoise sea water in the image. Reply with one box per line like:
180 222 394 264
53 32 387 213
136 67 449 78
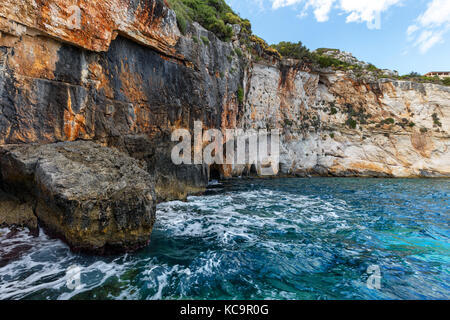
0 178 449 300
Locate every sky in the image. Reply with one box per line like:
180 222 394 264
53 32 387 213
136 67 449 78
226 0 450 75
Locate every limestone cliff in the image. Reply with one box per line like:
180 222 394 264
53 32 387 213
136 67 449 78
240 62 450 178
0 0 244 202
0 0 449 252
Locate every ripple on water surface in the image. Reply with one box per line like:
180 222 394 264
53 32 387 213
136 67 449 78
0 178 449 300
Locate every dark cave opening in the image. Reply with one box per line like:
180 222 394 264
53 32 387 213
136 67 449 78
209 165 222 181
250 164 257 176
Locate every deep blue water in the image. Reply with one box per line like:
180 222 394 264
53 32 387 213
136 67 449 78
0 178 449 300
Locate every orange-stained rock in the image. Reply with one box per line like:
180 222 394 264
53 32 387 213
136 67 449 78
1 0 449 193
5 35 60 80
0 0 181 56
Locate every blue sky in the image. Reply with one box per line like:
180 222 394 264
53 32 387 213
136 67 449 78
226 0 450 75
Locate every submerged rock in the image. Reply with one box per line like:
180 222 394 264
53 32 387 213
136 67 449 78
0 141 156 254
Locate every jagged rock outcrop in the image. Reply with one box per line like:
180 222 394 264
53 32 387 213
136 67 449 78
317 49 399 78
238 63 450 177
0 0 180 54
0 141 156 253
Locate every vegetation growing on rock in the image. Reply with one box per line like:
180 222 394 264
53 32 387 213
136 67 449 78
167 0 251 41
270 41 311 60
200 35 210 45
237 86 244 104
248 35 282 59
432 113 442 127
167 0 281 60
381 118 395 125
268 43 392 79
396 72 450 87
168 1 450 86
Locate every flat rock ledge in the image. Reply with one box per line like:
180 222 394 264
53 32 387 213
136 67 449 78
0 141 156 254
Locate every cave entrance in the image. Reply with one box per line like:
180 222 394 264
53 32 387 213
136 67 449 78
241 164 258 177
250 164 257 176
209 165 222 181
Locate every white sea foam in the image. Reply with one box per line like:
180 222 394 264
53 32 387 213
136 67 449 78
0 184 362 300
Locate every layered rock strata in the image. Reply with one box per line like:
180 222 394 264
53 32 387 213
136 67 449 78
240 63 450 178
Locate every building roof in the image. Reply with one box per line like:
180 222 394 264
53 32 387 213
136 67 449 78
426 71 450 74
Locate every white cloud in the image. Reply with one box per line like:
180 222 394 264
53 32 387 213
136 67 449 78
254 0 449 53
418 31 444 53
417 0 450 27
272 0 303 10
339 0 402 24
407 0 450 53
407 24 419 36
311 0 335 22
269 0 403 26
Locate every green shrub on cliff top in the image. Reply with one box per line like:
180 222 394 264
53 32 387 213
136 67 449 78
396 72 450 86
167 0 280 60
167 1 450 79
250 35 282 59
270 44 357 70
167 0 190 34
270 41 312 60
268 46 347 69
315 48 340 55
312 54 353 69
166 0 251 41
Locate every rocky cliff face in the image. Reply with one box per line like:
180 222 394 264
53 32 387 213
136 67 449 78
0 0 449 252
240 63 450 178
0 0 244 202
